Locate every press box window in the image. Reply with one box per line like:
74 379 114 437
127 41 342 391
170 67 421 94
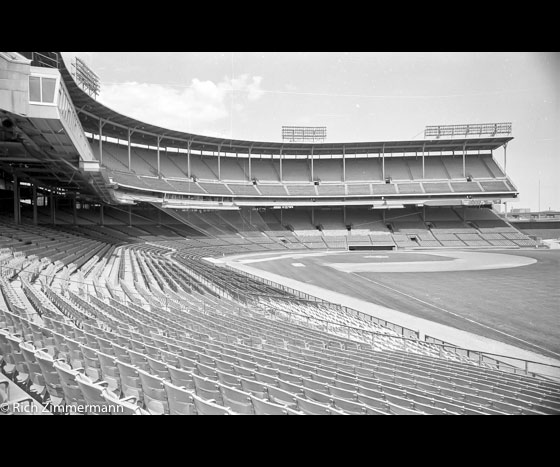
29 76 57 103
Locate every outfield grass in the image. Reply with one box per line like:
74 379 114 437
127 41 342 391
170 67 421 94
250 249 560 359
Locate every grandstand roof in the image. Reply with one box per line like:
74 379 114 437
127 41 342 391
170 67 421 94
59 58 513 157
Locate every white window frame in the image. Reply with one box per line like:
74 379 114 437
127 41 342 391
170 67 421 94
28 73 60 106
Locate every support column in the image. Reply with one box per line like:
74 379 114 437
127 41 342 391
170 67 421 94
217 144 222 181
503 142 507 175
32 184 37 226
50 192 55 225
129 206 132 227
187 141 192 178
158 209 162 226
422 143 425 179
99 119 104 165
311 207 315 225
343 205 347 225
157 136 162 176
462 142 466 178
279 147 283 182
342 146 346 182
73 193 77 225
248 146 252 180
128 128 132 171
100 205 104 226
310 146 314 181
382 144 385 180
13 174 19 224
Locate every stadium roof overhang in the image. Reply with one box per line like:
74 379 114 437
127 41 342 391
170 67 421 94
58 57 513 157
0 53 115 203
0 111 111 202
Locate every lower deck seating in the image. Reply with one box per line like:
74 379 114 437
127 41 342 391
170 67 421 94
0 210 552 415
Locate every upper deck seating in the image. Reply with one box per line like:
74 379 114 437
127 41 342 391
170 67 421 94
313 159 343 182
220 158 248 181
316 184 346 196
283 160 311 182
479 180 511 192
345 158 383 182
285 185 317 197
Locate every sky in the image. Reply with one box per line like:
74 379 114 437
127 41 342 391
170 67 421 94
61 52 560 212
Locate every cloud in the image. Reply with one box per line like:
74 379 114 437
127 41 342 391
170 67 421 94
96 74 265 135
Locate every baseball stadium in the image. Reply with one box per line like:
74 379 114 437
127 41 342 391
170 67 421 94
0 51 559 415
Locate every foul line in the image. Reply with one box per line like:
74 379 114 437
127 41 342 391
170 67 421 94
352 272 560 358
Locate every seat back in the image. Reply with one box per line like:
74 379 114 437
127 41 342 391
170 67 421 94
96 337 115 356
192 373 222 403
266 386 298 409
80 344 102 380
216 369 241 389
196 362 218 379
159 350 179 367
53 361 86 406
128 349 150 371
328 385 358 401
277 379 304 396
112 344 131 363
19 342 46 387
102 388 147 415
34 350 64 400
249 395 289 415
197 353 215 366
239 377 267 399
6 334 29 376
254 371 278 386
75 373 112 413
138 369 168 414
163 381 196 415
146 356 170 379
115 360 143 399
167 365 194 390
177 355 197 372
295 396 332 415
331 397 367 415
302 387 334 406
219 385 254 414
192 393 232 415
96 351 121 393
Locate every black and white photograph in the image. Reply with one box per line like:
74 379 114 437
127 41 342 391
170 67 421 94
0 51 558 415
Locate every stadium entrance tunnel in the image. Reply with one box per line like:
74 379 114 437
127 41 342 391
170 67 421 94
348 245 395 251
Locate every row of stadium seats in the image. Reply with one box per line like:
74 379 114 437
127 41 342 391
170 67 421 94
0 220 556 415
2 282 559 415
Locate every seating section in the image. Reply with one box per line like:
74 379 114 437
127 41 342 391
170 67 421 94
397 183 423 194
227 185 260 196
0 212 555 416
97 141 516 200
285 185 317 197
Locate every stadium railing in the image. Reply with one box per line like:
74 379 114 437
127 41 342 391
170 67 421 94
425 335 560 382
